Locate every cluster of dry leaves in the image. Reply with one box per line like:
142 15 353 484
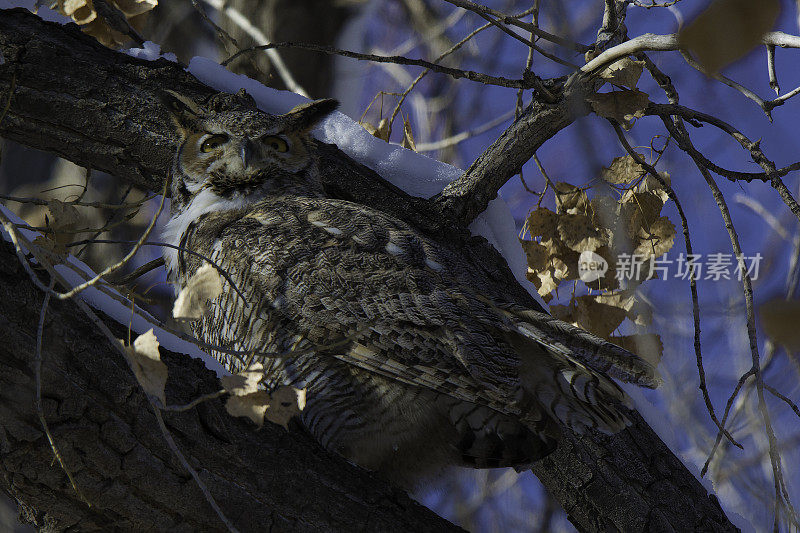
53 0 157 47
516 0 784 366
122 264 306 429
520 154 675 366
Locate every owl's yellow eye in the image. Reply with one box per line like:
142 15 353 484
201 134 229 153
264 136 289 153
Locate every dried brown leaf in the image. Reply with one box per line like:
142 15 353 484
548 303 574 322
553 183 589 214
591 246 619 291
173 263 223 320
46 199 83 252
600 154 647 185
622 191 665 231
401 117 416 151
225 391 271 427
221 363 265 396
588 194 617 228
594 289 653 327
526 207 558 238
760 299 800 352
608 334 663 367
574 296 628 339
599 58 645 89
265 386 307 429
528 268 559 300
557 213 607 252
120 329 168 405
56 0 157 48
678 0 780 73
545 237 581 281
359 121 377 135
637 171 671 199
371 118 390 142
587 89 650 129
634 216 676 259
115 0 158 17
520 239 549 271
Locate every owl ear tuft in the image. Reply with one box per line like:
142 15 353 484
284 98 339 132
160 90 205 134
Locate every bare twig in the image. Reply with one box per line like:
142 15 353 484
579 31 800 77
767 45 779 95
648 103 800 179
202 0 308 97
609 120 741 449
34 276 91 506
414 110 514 152
674 116 799 526
440 0 591 52
108 257 166 285
161 389 226 412
92 0 144 46
222 41 533 89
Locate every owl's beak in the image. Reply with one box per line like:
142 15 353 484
240 138 256 169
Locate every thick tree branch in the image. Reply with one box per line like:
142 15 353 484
432 85 589 226
0 8 739 532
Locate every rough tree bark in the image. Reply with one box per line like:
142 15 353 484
0 8 739 532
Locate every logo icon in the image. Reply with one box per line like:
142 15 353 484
578 251 608 283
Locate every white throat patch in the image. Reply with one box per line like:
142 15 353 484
162 188 248 280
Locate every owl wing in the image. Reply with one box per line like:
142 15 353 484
203 196 659 432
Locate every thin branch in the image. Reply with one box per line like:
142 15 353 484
702 368 755 476
432 78 591 226
0 193 155 210
579 30 800 77
647 103 800 183
765 384 800 420
578 33 679 77
63 238 247 302
414 110 514 152
151 404 240 532
387 8 533 137
471 10 578 69
734 194 789 240
202 0 308 97
162 389 226 412
679 51 768 116
35 276 91 506
674 117 799 526
440 0 591 52
609 120 741 449
107 257 166 285
767 45 779 95
222 41 532 89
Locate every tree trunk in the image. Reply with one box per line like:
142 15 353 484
0 8 739 532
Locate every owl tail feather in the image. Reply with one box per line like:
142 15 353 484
505 330 633 434
500 306 662 389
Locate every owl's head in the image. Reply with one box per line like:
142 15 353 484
162 90 338 209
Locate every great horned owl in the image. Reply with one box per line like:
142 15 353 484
160 90 660 486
